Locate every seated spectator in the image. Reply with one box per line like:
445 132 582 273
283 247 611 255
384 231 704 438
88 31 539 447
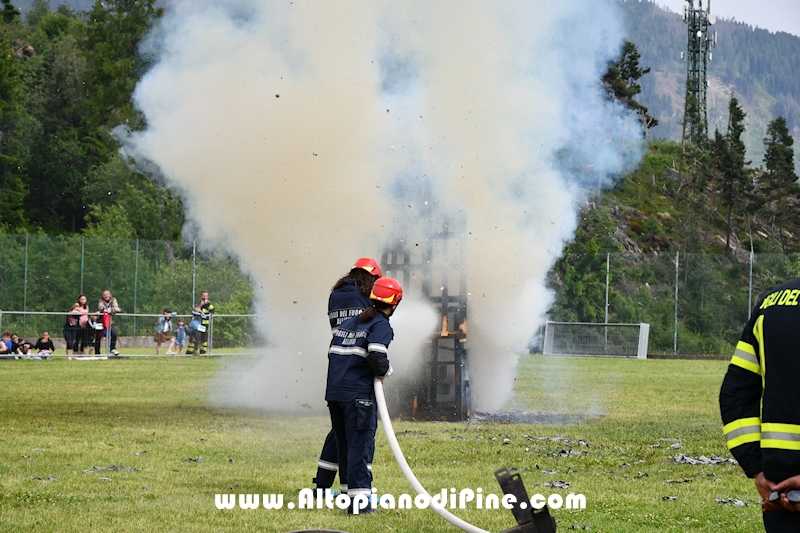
11 333 32 358
34 331 55 360
0 331 11 356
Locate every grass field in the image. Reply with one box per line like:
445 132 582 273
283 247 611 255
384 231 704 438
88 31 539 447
0 355 763 532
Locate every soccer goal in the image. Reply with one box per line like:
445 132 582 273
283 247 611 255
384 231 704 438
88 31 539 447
542 321 650 359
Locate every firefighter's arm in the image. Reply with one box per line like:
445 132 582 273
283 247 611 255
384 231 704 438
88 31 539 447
365 322 393 378
719 347 764 478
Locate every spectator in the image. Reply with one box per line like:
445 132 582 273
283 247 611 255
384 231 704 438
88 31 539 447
11 333 32 357
33 331 55 359
64 295 88 359
74 295 94 355
95 290 121 356
173 318 188 356
154 308 176 355
198 290 214 355
0 331 10 357
188 304 204 356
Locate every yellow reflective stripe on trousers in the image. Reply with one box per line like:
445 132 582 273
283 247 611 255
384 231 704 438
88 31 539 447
723 417 761 449
762 423 800 450
730 340 760 374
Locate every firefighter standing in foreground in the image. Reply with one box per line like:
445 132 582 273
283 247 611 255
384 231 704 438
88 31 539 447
326 276 402 514
720 277 800 531
313 258 382 494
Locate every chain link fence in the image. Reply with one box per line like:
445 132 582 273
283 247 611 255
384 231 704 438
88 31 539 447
0 234 253 318
2 235 799 357
0 311 262 356
547 252 800 356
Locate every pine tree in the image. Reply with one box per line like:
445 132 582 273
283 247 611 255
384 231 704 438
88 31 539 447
715 93 751 253
602 40 658 133
763 116 798 252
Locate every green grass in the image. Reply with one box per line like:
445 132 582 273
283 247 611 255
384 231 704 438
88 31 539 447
0 355 761 532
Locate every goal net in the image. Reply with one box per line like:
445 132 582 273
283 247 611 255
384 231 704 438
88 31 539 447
542 321 650 359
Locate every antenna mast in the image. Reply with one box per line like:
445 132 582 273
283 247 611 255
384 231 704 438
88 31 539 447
680 0 717 150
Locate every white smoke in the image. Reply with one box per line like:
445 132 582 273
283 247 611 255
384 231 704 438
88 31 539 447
123 0 644 413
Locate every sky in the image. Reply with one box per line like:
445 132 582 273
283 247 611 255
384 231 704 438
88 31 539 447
656 0 800 37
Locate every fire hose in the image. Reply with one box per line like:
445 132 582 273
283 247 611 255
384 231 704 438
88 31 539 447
373 377 491 533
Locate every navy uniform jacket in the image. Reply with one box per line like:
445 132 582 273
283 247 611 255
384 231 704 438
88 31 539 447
720 277 800 481
328 279 371 332
325 310 393 403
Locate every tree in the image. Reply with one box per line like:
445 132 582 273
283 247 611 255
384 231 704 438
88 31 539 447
84 0 164 130
602 40 658 133
0 36 28 229
715 93 752 253
762 116 798 252
2 0 19 24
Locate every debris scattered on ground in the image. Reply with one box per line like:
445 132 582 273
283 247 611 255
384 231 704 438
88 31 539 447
542 469 558 475
30 476 59 482
547 449 584 458
472 411 597 425
21 455 34 461
568 526 590 530
668 443 682 450
715 498 748 506
545 480 571 489
98 477 112 482
185 457 203 463
135 451 147 456
666 478 692 484
84 465 139 472
662 496 678 501
671 454 737 465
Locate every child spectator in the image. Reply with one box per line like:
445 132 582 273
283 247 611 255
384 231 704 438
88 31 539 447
188 304 204 356
11 333 32 358
0 331 12 356
154 308 176 355
173 318 188 356
34 331 55 359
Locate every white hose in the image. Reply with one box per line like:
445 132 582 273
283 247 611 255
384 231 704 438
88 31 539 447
374 377 491 533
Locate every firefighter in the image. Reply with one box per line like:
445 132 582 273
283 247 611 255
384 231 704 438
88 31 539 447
720 277 800 531
326 276 402 514
314 258 382 494
198 291 214 354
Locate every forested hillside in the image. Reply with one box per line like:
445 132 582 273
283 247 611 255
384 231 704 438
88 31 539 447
0 0 180 236
617 0 800 162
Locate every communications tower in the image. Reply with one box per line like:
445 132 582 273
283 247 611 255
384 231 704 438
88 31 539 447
681 0 717 146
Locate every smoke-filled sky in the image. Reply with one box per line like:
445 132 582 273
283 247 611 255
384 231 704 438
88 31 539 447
123 0 645 413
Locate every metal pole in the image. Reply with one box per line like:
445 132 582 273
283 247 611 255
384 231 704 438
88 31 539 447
208 316 213 356
80 236 85 294
192 241 196 307
133 239 139 336
674 252 680 355
23 234 28 333
605 253 610 354
748 250 754 319
605 253 610 323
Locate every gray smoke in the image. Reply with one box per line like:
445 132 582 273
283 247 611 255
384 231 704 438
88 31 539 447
123 0 644 413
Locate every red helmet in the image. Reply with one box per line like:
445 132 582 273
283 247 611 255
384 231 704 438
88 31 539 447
370 277 403 305
353 257 382 277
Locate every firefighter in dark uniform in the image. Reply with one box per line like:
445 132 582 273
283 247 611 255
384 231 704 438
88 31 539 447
313 258 382 494
199 290 214 354
326 276 402 514
720 277 800 531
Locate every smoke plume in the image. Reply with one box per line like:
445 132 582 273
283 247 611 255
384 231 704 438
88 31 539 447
123 0 644 412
